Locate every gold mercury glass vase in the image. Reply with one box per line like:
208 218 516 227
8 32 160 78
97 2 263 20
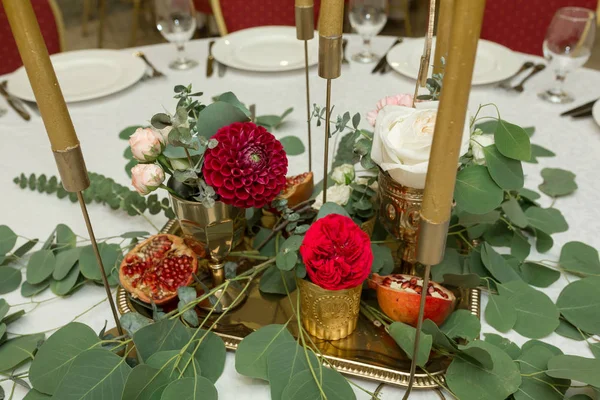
297 278 362 340
377 171 424 273
169 194 246 311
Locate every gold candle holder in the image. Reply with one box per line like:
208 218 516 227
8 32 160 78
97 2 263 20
296 0 315 171
297 278 361 340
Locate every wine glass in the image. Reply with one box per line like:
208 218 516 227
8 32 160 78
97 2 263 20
349 0 389 63
155 0 198 70
539 7 596 104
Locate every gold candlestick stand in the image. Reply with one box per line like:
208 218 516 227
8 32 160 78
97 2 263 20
3 0 123 336
296 3 315 172
412 0 436 104
403 0 486 398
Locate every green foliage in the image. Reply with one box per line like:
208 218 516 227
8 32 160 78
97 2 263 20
482 145 524 190
494 119 532 161
0 225 17 256
255 107 294 130
546 355 600 387
559 241 600 276
266 341 319 400
525 207 568 234
557 277 600 335
485 295 517 333
514 345 569 400
26 250 55 285
440 309 481 342
370 244 394 276
388 322 432 367
0 333 45 372
281 368 356 400
133 319 190 362
316 202 350 219
13 172 174 219
454 166 504 214
161 376 218 400
259 265 297 295
0 266 21 294
539 168 577 197
519 262 560 288
278 136 305 156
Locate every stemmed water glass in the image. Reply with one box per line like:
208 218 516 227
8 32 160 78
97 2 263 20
539 7 596 104
348 0 389 63
155 0 198 70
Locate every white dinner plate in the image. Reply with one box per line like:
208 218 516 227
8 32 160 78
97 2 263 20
387 37 522 85
212 26 318 72
592 101 600 127
7 49 146 103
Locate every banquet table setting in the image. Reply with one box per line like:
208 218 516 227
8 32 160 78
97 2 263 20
1 1 600 399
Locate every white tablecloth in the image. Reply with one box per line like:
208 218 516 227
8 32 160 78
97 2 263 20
2 35 599 399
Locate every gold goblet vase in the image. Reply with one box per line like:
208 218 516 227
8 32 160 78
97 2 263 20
169 194 246 311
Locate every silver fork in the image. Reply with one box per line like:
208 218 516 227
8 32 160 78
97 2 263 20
497 61 534 89
134 51 165 79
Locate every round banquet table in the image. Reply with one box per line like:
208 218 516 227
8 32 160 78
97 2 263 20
1 35 599 399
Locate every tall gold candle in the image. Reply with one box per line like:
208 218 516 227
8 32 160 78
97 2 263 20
421 0 486 227
3 0 123 335
432 0 454 76
318 0 344 38
296 0 314 171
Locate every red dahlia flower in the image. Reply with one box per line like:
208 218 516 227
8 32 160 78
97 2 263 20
300 214 373 290
203 122 288 209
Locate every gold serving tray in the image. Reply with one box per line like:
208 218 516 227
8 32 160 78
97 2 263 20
116 219 481 389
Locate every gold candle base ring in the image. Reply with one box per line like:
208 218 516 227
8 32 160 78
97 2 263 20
318 35 342 80
295 6 314 40
53 144 90 193
416 218 449 266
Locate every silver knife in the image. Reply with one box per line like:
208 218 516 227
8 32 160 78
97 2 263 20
207 40 215 78
218 61 226 77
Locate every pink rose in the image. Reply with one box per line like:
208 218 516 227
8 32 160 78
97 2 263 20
129 127 164 162
366 94 414 126
131 164 165 195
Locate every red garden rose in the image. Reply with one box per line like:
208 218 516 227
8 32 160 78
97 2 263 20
300 214 373 290
202 122 288 209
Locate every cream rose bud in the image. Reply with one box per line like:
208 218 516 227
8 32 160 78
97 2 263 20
131 164 165 195
370 101 470 189
470 134 495 165
312 184 352 211
331 164 355 185
129 127 164 162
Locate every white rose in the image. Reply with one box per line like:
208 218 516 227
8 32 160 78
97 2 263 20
470 134 495 165
331 164 355 185
312 185 352 211
370 101 470 189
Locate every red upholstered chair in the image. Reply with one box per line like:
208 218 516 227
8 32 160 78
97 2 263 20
0 0 64 76
193 0 213 15
209 0 322 35
480 0 598 56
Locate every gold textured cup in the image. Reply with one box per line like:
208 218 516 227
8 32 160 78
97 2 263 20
377 171 424 267
297 278 361 340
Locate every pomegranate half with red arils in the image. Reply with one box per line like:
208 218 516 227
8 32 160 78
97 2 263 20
368 273 456 326
278 172 314 208
119 234 198 305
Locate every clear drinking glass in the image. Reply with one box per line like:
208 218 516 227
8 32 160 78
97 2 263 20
349 0 388 63
155 0 198 70
539 7 596 104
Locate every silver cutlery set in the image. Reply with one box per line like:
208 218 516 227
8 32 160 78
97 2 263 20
206 40 226 78
496 61 546 92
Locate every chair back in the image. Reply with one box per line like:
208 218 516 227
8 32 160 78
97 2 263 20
210 0 322 36
0 0 64 76
481 0 598 55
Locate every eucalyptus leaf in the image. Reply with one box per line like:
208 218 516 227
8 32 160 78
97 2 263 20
514 345 569 400
446 340 521 400
482 145 524 190
499 281 560 338
196 102 250 139
0 266 22 294
146 350 201 379
55 224 76 250
280 236 303 252
485 294 517 333
133 319 191 362
0 333 45 372
590 342 600 358
482 221 513 247
483 333 521 359
214 92 251 118
539 168 577 197
1 310 25 325
525 207 568 234
458 210 500 227
266 341 320 400
21 280 50 297
276 251 298 271
120 312 152 337
559 241 600 276
510 233 530 261
555 319 588 341
518 187 541 202
281 367 356 400
457 342 494 370
0 299 8 320
441 273 481 288
494 119 531 161
535 229 554 253
0 226 17 256
52 248 81 280
120 231 150 239
26 250 55 285
546 355 600 387
23 389 50 399
526 144 556 163
235 324 295 380
160 376 218 400
371 244 394 275
186 328 226 383
502 198 528 228
388 322 432 367
454 166 504 214
254 228 276 257
29 322 99 395
79 243 121 281
279 136 305 156
431 248 462 281
520 262 560 288
259 266 297 295
121 364 170 400
557 277 600 335
421 319 459 353
440 309 481 341
1 238 38 266
481 243 522 283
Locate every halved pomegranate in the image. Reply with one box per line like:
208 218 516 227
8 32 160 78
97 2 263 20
278 172 314 208
369 273 456 326
119 234 198 305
